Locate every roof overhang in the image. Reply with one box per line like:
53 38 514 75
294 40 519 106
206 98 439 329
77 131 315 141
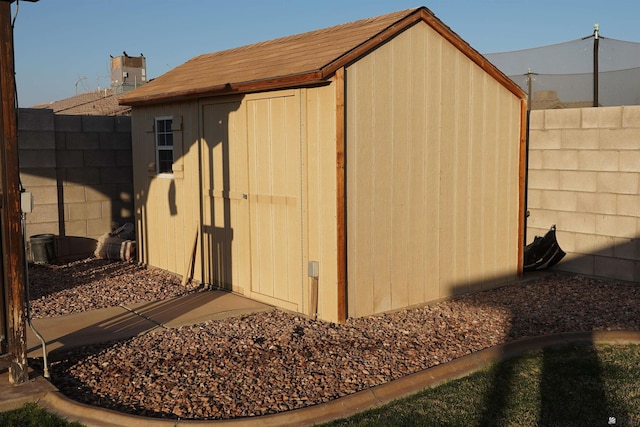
120 71 329 107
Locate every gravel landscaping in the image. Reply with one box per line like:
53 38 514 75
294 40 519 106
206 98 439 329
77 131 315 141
27 258 640 421
28 258 202 318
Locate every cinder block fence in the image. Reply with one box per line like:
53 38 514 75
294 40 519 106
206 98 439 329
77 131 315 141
15 106 639 281
527 106 640 281
18 108 133 262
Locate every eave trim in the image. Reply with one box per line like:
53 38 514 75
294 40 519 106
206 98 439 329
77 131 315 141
120 71 326 106
321 7 526 100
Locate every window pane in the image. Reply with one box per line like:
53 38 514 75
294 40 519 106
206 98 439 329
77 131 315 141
158 119 172 133
155 118 174 174
160 134 170 146
158 150 173 173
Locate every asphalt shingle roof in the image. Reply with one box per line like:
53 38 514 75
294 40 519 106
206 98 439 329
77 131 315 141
120 6 525 106
33 89 130 116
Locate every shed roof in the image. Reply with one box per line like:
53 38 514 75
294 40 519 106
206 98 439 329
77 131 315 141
120 6 525 106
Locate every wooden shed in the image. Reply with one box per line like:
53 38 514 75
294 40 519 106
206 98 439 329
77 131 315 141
119 6 527 323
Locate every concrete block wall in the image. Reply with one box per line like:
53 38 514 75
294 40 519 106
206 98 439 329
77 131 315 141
18 108 133 262
527 106 640 281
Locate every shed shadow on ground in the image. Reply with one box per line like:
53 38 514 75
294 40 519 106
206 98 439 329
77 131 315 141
26 290 270 358
454 235 639 426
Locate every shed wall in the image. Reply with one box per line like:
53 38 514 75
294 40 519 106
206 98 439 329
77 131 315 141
304 84 340 321
200 98 249 295
346 22 522 317
131 86 341 321
130 101 202 280
200 91 305 312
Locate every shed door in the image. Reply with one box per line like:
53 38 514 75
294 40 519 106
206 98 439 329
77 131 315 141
246 94 303 312
202 101 250 291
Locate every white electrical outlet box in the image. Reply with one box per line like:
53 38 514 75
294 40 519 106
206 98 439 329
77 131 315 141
308 261 319 279
21 191 33 213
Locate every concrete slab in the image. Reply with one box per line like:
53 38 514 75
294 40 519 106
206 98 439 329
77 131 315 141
123 290 273 328
26 306 162 358
24 291 272 359
0 371 57 413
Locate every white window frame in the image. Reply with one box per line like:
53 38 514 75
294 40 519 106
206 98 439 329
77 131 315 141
155 116 174 176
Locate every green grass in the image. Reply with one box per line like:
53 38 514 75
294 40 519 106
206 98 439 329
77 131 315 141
3 344 639 426
0 402 84 427
322 343 640 427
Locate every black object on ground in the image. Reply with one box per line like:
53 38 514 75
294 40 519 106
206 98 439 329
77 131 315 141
524 225 565 272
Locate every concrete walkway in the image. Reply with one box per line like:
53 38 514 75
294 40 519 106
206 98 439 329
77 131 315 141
1 290 639 426
25 290 273 357
0 290 273 421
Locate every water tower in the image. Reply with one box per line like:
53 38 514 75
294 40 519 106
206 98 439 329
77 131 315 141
111 52 146 94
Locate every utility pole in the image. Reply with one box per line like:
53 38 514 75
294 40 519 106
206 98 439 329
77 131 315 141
593 23 599 107
525 68 538 111
582 24 602 108
0 0 28 384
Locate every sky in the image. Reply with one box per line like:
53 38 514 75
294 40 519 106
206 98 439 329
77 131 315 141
10 0 640 107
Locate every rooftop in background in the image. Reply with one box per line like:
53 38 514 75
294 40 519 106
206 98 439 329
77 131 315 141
31 88 131 116
30 52 146 116
529 90 594 110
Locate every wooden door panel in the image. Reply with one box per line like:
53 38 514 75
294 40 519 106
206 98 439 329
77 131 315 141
247 95 302 310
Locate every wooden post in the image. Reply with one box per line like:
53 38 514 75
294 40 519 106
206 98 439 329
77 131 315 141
335 67 347 323
0 1 28 384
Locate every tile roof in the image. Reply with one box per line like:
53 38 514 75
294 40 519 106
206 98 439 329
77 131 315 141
120 6 525 106
529 90 595 110
32 89 131 116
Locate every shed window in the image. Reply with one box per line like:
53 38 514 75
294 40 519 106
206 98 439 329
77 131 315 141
155 117 173 174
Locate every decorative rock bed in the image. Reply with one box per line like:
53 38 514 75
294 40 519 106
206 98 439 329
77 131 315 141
28 259 640 420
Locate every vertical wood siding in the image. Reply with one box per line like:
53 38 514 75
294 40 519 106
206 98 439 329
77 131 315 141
304 84 340 322
346 22 521 318
131 21 522 322
131 102 201 280
199 91 306 312
133 88 341 320
201 99 249 293
245 93 303 310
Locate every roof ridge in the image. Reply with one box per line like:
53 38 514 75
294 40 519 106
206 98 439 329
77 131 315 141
119 6 525 106
189 8 421 64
